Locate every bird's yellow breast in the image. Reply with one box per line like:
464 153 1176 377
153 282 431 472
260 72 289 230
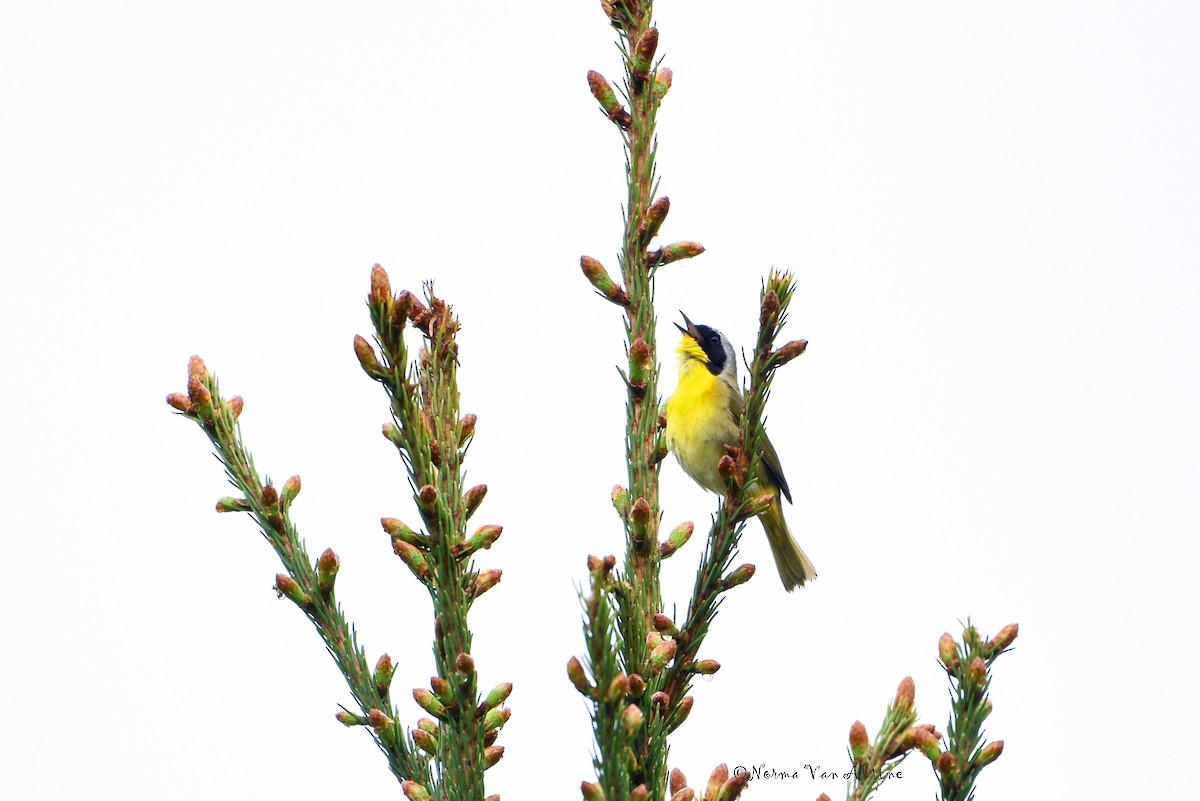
665 360 739 494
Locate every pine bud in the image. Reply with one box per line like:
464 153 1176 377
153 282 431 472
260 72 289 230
567 656 594 698
722 564 756 590
629 496 651 541
631 785 649 801
335 710 364 726
914 727 941 761
417 484 439 514
653 67 673 99
668 695 693 731
484 745 504 769
462 484 488 520
587 70 631 128
483 706 511 731
227 395 244 419
370 264 392 305
936 751 958 777
759 290 781 328
455 652 475 676
651 691 670 708
692 659 721 675
374 654 395 697
705 765 729 801
458 413 477 446
187 355 208 382
383 421 404 447
631 27 658 78
975 740 1004 767
215 496 250 513
393 539 431 582
967 656 988 686
260 484 279 514
621 704 644 736
655 241 705 265
938 632 959 671
382 517 426 548
411 728 438 755
849 721 869 761
987 623 1019 654
652 613 677 636
581 256 630 306
484 682 513 710
367 708 391 730
315 548 340 594
611 485 630 518
274 574 308 607
716 772 750 801
894 676 916 711
413 688 447 720
659 521 694 558
402 781 432 801
606 673 629 703
581 782 606 801
186 375 212 419
627 673 646 696
767 339 808 370
472 569 502 598
354 335 387 380
670 769 688 795
640 196 670 242
963 625 981 649
278 475 301 508
166 392 192 413
430 676 453 705
670 791 694 801
648 638 677 673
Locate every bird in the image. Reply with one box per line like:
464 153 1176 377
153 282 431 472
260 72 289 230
663 312 816 591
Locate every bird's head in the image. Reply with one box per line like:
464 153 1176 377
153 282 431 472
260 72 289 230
675 312 736 380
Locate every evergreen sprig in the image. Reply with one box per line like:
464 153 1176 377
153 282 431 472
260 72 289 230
167 266 510 801
165 357 430 785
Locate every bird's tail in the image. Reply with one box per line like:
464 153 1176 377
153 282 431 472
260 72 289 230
760 499 817 592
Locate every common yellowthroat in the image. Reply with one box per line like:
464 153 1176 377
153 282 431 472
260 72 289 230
664 313 816 591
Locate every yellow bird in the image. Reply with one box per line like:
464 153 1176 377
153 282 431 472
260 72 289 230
664 313 816 591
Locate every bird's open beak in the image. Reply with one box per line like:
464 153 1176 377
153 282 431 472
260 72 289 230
675 311 702 341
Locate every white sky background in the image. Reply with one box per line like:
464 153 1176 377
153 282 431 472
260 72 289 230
2 1 1198 799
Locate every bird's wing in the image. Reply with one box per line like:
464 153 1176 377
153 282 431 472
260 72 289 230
727 390 793 504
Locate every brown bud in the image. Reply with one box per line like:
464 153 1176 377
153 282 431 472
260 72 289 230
670 768 688 795
722 563 756 590
354 335 386 380
670 791 694 801
335 710 363 726
402 782 431 801
652 613 678 636
631 785 649 801
605 673 629 703
611 485 630 518
655 241 705 265
227 395 244 419
215 496 249 513
668 695 693 731
759 290 781 328
411 728 437 755
938 632 959 671
651 691 670 708
692 659 721 675
640 196 670 242
621 703 644 735
967 656 988 686
936 751 958 777
894 676 916 710
631 27 658 78
472 569 502 597
367 708 391 729
373 654 395 697
567 656 594 698
653 66 673 98
393 539 431 581
370 264 392 304
166 392 192 413
484 745 504 769
768 339 808 370
581 782 605 801
455 652 475 675
716 771 750 801
458 413 477 445
315 548 340 594
849 720 869 760
187 355 208 382
975 740 1004 767
581 256 629 306
462 484 488 520
587 70 631 128
705 764 729 801
274 574 308 607
987 623 1019 654
627 673 646 696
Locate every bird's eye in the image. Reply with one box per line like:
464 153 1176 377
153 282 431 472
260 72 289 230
709 335 720 344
